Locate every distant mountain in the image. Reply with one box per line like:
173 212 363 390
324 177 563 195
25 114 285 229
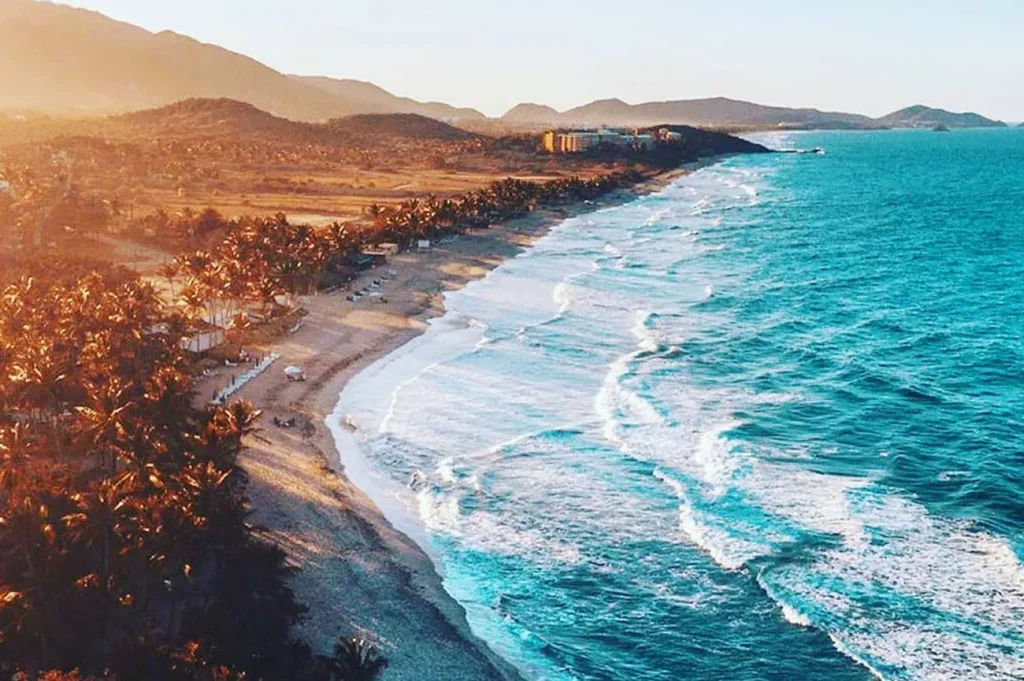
561 98 637 125
294 76 485 123
0 0 366 121
500 103 563 126
1 1 1008 135
0 0 479 124
114 99 479 143
501 97 878 129
0 98 482 149
875 105 1006 129
114 98 327 141
323 113 479 141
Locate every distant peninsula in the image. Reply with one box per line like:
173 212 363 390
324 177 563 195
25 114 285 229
874 105 1007 129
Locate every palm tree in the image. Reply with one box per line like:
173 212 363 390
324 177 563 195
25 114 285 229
366 203 384 225
72 377 134 472
157 261 181 303
0 253 322 676
320 637 388 681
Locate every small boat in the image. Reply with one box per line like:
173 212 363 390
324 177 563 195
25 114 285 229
933 124 950 132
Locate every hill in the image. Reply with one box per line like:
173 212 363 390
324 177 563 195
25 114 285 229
115 98 326 140
646 124 771 156
561 98 636 124
112 100 480 143
0 0 367 121
500 103 564 127
323 113 479 141
2 1 1007 134
0 98 484 149
294 76 486 123
0 0 479 124
874 105 1006 129
501 96 878 129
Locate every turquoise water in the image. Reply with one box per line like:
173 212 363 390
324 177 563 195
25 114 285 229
332 129 1024 680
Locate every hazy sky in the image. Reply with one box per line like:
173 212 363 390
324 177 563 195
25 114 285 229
59 0 1024 120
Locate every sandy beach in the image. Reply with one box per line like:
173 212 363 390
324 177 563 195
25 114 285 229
212 167 689 680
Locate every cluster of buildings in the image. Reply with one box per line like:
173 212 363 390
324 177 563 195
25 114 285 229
542 128 684 154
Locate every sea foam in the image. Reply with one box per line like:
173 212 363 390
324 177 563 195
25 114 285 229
330 141 1024 681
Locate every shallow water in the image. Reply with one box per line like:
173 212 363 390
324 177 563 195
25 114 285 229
331 129 1024 680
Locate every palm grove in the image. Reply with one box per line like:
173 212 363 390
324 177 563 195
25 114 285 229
162 173 639 317
0 170 639 679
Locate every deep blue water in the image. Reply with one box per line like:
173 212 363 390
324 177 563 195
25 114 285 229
333 129 1024 680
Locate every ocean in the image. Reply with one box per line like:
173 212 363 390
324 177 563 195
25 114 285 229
330 129 1024 681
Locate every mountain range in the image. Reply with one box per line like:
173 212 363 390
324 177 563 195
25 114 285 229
293 76 486 122
501 98 1008 130
502 98 878 129
0 0 483 123
0 97 481 149
0 0 1010 130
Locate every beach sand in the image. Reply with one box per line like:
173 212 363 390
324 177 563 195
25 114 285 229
218 168 689 680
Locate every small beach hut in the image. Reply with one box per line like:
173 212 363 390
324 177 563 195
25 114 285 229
180 320 226 354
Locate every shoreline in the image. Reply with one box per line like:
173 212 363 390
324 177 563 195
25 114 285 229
230 164 694 680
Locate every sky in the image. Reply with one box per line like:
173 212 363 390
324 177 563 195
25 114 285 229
58 0 1024 120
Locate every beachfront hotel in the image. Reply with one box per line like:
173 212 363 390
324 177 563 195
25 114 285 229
542 129 658 153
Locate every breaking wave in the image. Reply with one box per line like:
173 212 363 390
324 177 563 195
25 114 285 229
330 131 1024 681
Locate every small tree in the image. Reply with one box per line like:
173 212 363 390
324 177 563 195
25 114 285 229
319 637 388 681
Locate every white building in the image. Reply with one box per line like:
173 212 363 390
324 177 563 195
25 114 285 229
543 129 660 154
183 329 226 354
